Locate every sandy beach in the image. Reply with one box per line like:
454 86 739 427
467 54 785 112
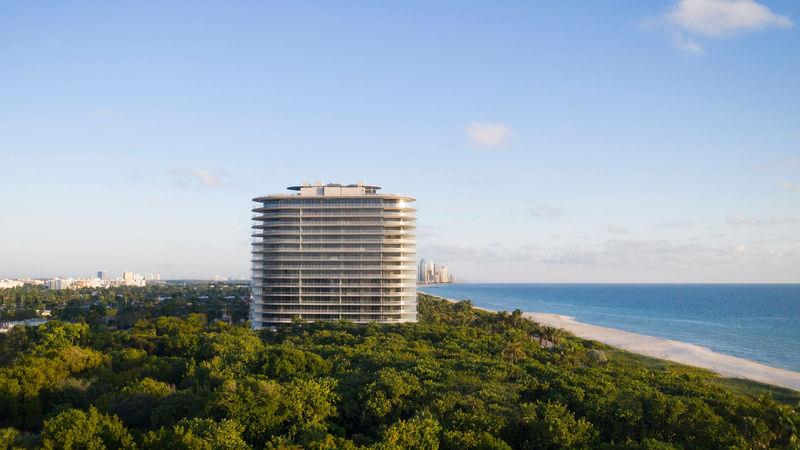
425 294 800 391
526 312 800 392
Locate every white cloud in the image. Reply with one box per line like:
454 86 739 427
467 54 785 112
605 225 631 235
725 214 764 225
422 243 520 263
465 122 511 148
191 170 224 187
780 181 800 192
667 0 793 37
672 32 705 55
661 220 694 229
648 0 792 54
725 214 798 226
528 203 562 218
170 169 230 188
422 238 800 272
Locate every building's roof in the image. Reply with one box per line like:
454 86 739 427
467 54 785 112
253 182 415 202
287 182 381 191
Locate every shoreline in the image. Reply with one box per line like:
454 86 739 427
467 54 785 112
422 293 800 392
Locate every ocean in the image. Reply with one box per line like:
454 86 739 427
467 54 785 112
419 283 800 372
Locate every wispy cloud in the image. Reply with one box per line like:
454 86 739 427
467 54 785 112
647 0 793 54
671 32 704 55
725 214 761 226
605 225 631 235
422 239 800 271
725 214 798 226
170 169 231 188
465 121 511 148
528 203 562 218
661 220 694 229
780 181 800 192
423 243 524 264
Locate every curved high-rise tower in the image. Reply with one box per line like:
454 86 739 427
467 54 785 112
250 182 417 328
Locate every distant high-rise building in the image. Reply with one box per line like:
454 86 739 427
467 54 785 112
426 261 435 284
251 182 417 328
122 272 134 283
97 271 110 280
48 278 73 290
416 260 455 284
438 265 449 284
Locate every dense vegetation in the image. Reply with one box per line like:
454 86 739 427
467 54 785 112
0 283 249 325
1 287 798 449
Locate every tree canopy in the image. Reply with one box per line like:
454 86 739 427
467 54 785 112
0 286 798 449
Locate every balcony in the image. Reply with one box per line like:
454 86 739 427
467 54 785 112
251 245 414 252
254 317 416 325
253 308 414 315
250 236 416 244
250 255 415 261
252 273 416 280
251 209 416 218
252 201 415 209
252 282 417 288
254 300 417 305
251 219 416 227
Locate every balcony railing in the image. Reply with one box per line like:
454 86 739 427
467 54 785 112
253 199 414 206
251 210 416 218
250 236 416 244
252 282 416 288
251 254 415 260
251 219 417 227
251 229 408 235
250 244 415 251
254 318 416 325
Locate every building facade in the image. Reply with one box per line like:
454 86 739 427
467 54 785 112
250 182 417 328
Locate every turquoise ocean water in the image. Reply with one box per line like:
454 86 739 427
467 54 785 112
419 284 800 372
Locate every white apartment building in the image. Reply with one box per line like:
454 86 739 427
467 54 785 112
0 279 24 289
48 278 73 290
250 182 417 328
120 271 146 287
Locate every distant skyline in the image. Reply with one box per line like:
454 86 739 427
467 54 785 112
2 1 799 282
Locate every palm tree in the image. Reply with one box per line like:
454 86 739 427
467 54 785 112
542 326 567 347
501 339 526 363
551 328 567 346
510 309 523 328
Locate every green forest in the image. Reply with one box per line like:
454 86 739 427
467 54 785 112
1 285 799 449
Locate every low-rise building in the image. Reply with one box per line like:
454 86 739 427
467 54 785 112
0 279 24 289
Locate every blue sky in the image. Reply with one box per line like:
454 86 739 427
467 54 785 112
1 0 799 282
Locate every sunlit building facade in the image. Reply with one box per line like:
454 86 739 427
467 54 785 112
251 182 417 328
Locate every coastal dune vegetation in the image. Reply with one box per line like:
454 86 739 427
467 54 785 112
0 286 799 449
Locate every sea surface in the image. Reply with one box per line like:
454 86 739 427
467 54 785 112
419 283 800 372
